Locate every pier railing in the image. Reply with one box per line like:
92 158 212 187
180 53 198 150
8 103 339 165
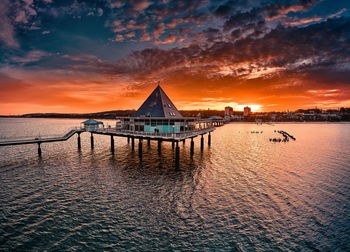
94 127 215 139
0 127 84 145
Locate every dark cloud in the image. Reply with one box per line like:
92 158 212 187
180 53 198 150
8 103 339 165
93 17 350 82
223 9 262 32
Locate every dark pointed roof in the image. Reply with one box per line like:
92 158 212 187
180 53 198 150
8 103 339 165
134 85 183 118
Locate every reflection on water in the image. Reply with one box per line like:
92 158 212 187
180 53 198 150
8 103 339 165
0 118 350 250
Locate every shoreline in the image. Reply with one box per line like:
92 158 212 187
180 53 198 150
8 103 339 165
1 117 349 124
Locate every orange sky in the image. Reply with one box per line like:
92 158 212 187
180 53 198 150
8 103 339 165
1 65 349 115
1 0 349 115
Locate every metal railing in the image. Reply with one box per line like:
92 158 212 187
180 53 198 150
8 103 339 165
0 127 84 142
94 127 214 138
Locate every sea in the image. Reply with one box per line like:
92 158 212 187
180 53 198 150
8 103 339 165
0 118 349 251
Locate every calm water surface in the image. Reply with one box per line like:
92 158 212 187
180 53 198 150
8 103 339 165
0 118 349 251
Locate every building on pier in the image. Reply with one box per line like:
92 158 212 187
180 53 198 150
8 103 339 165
82 119 103 131
0 85 215 162
116 85 212 133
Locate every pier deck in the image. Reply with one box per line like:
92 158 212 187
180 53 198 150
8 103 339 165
0 126 215 164
91 127 215 141
0 128 84 146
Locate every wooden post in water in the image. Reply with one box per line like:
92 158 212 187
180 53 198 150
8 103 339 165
38 142 42 156
190 138 194 157
182 139 185 144
175 141 180 167
127 136 130 143
90 133 94 149
77 132 81 150
172 141 175 149
111 135 114 153
200 134 204 151
147 138 151 146
208 132 211 147
131 136 135 150
138 138 143 158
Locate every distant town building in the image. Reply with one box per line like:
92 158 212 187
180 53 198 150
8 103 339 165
224 106 233 117
243 106 251 117
231 112 244 120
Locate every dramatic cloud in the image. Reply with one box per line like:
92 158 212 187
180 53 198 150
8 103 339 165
0 0 349 114
0 0 19 47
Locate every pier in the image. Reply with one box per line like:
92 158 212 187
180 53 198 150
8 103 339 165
0 128 85 156
0 85 217 165
0 127 214 164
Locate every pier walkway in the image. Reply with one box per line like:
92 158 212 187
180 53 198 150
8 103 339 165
0 128 85 146
0 126 215 165
92 127 215 141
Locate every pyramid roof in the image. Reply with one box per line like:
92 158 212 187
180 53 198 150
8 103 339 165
134 85 183 118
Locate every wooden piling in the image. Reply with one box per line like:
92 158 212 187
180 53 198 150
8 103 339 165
175 141 180 166
138 138 143 158
131 136 135 150
77 133 81 150
38 142 42 156
200 134 204 151
190 138 194 157
90 133 94 149
208 132 211 147
111 135 114 153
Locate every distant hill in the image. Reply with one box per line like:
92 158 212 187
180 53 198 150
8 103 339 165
0 109 225 119
20 110 136 119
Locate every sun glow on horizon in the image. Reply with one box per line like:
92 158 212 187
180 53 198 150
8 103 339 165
236 104 262 112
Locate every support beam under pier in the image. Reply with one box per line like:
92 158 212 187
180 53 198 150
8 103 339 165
138 138 143 159
38 142 42 156
175 141 180 167
200 134 204 151
77 133 81 150
190 138 194 157
90 133 94 149
131 136 135 151
208 132 211 147
111 135 114 153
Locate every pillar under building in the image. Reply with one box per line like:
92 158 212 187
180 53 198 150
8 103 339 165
90 133 94 149
131 136 135 150
77 132 81 150
190 138 194 157
38 142 42 156
175 141 180 167
200 134 204 151
138 138 143 158
111 135 114 153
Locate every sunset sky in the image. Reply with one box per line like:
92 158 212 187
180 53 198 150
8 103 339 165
1 0 350 114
